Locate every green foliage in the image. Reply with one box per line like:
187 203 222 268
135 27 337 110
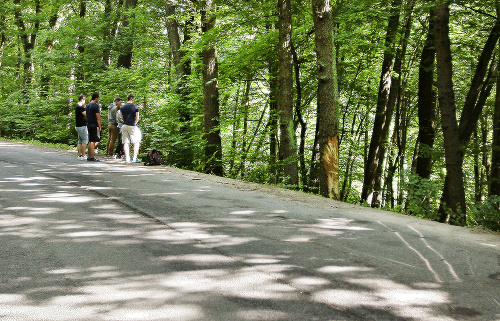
469 195 500 232
404 173 441 221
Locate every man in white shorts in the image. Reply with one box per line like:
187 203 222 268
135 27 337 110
120 94 142 163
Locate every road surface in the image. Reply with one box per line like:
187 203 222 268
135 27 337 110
0 140 499 321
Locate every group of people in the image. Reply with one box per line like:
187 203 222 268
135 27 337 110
75 93 142 163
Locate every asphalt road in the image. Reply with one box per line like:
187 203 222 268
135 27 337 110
0 140 499 321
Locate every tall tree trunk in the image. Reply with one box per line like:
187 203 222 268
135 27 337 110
102 0 121 66
13 0 40 91
438 5 499 221
73 0 87 83
458 17 500 144
312 0 340 199
201 0 223 176
40 11 59 98
268 51 279 185
480 116 490 201
165 1 194 169
490 42 500 196
433 3 467 224
238 79 251 178
117 0 137 68
361 0 402 206
415 10 436 180
382 1 413 208
0 10 5 69
278 0 298 186
292 43 308 189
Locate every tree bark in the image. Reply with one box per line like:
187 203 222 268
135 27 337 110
490 43 500 196
278 0 298 186
415 12 436 180
458 18 500 144
312 0 340 199
13 0 41 89
361 0 401 206
40 11 59 98
291 43 308 189
165 1 194 169
268 50 279 185
117 0 137 68
201 0 223 176
433 3 467 224
437 5 499 221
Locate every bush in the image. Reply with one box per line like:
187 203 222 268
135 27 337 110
469 195 500 231
405 173 441 221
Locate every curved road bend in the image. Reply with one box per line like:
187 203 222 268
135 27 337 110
0 140 499 321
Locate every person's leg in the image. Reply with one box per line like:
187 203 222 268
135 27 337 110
88 142 95 158
107 124 117 155
77 143 84 156
76 127 88 157
114 128 123 156
122 125 131 162
133 143 140 161
87 127 99 160
123 143 130 162
131 126 142 162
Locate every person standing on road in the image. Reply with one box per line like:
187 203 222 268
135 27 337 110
75 95 88 160
120 94 142 163
106 97 121 156
114 100 125 158
86 92 102 162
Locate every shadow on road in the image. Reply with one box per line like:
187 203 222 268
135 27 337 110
0 143 498 320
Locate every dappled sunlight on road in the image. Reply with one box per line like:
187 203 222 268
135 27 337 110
0 152 498 320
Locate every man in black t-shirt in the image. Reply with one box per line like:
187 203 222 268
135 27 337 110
120 94 142 163
74 95 87 159
86 92 101 162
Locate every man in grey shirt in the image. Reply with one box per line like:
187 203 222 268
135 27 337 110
106 97 121 156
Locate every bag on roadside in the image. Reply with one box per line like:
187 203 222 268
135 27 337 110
144 149 163 166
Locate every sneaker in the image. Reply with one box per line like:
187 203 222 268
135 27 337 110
132 158 141 163
78 155 87 160
87 157 100 162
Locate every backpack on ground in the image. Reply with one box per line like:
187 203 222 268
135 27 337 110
144 149 163 166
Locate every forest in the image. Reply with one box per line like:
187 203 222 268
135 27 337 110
1 0 499 231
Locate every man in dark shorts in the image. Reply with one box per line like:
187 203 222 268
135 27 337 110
86 92 102 162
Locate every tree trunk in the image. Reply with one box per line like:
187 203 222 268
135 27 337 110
117 0 137 68
382 1 412 208
102 0 112 66
415 12 436 180
292 43 308 189
437 4 499 221
490 45 500 196
278 0 298 187
13 0 40 90
238 79 251 178
433 3 467 224
458 17 500 144
201 0 223 176
312 0 340 199
268 52 279 185
165 1 194 169
40 11 58 98
361 0 402 206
